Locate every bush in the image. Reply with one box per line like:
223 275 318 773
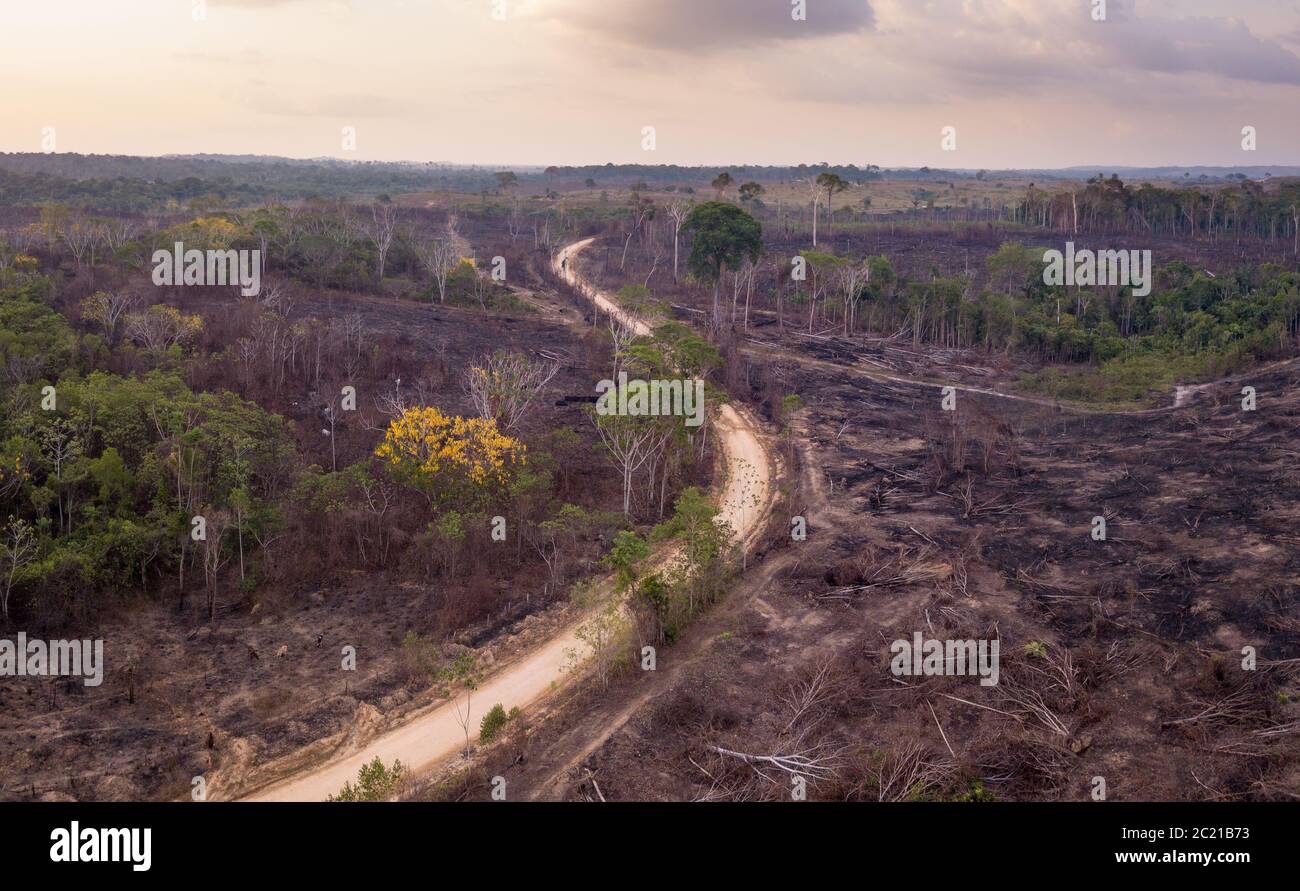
327 757 405 802
479 704 508 743
478 703 519 744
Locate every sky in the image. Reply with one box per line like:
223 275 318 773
3 0 1299 169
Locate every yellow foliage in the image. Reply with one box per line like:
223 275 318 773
165 217 242 250
375 407 525 493
0 455 30 485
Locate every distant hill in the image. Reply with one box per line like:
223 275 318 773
1013 165 1300 181
2 152 1296 212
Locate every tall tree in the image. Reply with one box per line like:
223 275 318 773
464 351 560 433
682 202 763 327
667 201 692 281
494 171 519 194
816 172 849 241
416 237 457 303
367 204 399 285
1 517 36 622
711 172 734 201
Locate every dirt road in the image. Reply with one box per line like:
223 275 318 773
238 240 775 802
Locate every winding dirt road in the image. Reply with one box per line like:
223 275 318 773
238 240 776 802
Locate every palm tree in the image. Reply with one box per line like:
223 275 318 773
815 172 848 242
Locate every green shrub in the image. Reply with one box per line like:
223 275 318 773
328 757 405 802
479 703 519 744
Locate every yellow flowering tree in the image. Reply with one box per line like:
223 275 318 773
0 452 31 504
164 217 242 251
375 407 525 508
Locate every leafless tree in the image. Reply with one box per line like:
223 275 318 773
7 224 41 255
367 203 399 284
607 316 637 380
507 199 524 242
837 261 870 336
593 412 665 515
200 509 232 623
258 278 294 317
1 517 37 622
375 379 410 422
667 201 691 281
416 238 457 303
60 216 100 271
81 290 138 343
322 390 346 471
126 305 200 352
464 351 559 433
802 178 823 247
99 220 138 252
621 197 654 271
453 682 478 757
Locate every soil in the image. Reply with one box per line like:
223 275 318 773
417 239 1300 803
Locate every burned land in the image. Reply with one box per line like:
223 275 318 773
422 215 1299 803
473 335 1300 802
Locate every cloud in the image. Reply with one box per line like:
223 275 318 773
882 0 1300 88
770 0 1300 110
1101 12 1300 85
546 0 875 52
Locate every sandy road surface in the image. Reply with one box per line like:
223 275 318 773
554 239 774 552
239 241 774 802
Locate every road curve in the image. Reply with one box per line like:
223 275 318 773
237 240 775 802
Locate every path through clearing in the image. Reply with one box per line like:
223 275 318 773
238 240 775 802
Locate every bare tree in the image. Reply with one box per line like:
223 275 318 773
606 316 637 380
802 178 823 247
667 201 691 281
621 196 654 271
81 290 138 343
593 411 664 515
7 224 42 255
258 278 294 318
464 351 559 433
322 389 347 472
1293 202 1299 258
507 199 524 242
836 262 870 337
416 237 457 304
367 203 399 285
126 305 201 352
200 509 232 623
99 220 138 252
60 216 100 272
375 379 411 422
1 517 36 622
